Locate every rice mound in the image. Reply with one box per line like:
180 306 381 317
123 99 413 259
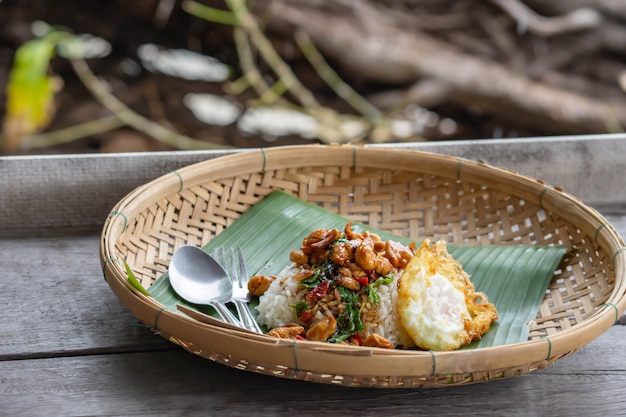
256 264 415 348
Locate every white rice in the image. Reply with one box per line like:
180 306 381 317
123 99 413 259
257 264 415 348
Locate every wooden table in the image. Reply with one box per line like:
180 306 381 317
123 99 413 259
2 136 626 416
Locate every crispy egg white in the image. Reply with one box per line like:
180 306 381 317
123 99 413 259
397 240 498 351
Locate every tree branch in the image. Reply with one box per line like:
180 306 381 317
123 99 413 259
260 0 626 135
69 57 229 150
489 0 602 36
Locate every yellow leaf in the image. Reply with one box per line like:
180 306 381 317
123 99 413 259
2 34 65 151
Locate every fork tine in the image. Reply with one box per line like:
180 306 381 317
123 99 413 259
237 247 248 286
211 247 220 265
212 246 223 268
221 247 227 268
228 246 263 334
229 247 241 287
217 247 234 285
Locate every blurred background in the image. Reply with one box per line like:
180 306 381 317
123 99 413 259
1 0 625 155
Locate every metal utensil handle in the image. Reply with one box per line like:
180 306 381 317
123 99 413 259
234 299 263 333
212 302 244 328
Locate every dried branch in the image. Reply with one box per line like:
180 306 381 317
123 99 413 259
489 0 602 36
23 115 124 149
525 0 626 21
69 57 228 150
259 0 626 135
229 27 291 107
223 0 322 110
185 0 396 144
523 0 626 54
294 30 382 122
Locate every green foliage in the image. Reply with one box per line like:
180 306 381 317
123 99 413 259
124 261 151 296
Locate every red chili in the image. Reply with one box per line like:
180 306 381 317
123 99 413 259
357 276 369 286
349 334 363 345
307 280 330 300
299 311 314 324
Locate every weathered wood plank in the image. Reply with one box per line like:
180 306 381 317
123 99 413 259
0 150 234 232
2 134 626 231
1 326 625 417
0 230 171 358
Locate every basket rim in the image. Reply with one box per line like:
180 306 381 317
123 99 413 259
100 144 626 385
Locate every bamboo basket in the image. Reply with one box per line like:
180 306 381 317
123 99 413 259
100 145 626 388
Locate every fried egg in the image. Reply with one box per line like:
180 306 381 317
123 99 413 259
397 240 498 351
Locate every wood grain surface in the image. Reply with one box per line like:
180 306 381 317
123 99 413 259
2 143 626 416
2 135 626 231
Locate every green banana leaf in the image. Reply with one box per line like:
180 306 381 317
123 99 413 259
148 190 566 349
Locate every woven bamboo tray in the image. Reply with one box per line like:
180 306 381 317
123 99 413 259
100 144 626 388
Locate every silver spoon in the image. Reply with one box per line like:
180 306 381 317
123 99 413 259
168 245 243 329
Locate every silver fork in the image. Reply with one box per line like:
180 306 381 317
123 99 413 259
214 247 263 334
